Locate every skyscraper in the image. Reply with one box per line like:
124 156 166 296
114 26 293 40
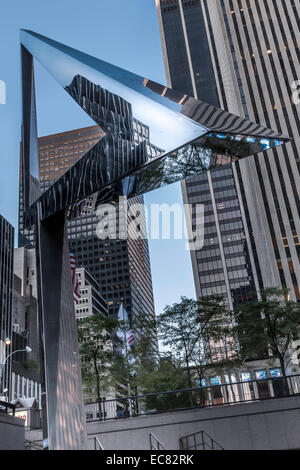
0 215 14 395
156 0 300 303
75 267 108 321
12 247 41 405
19 125 156 324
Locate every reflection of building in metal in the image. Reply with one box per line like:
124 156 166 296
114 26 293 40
18 78 159 331
18 126 104 246
0 215 14 396
11 247 41 405
156 0 300 302
19 126 156 326
20 31 289 227
19 28 290 449
75 267 111 405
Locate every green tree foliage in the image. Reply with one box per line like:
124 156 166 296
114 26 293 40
137 357 191 412
78 313 119 418
78 311 159 406
157 296 233 388
234 288 300 376
21 358 40 372
78 295 235 414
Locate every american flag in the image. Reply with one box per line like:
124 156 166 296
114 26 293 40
68 199 86 220
70 252 81 303
127 330 135 348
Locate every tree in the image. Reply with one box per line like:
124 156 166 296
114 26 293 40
114 313 159 398
234 288 300 376
192 295 237 385
157 296 233 389
136 356 190 412
78 309 159 416
130 314 158 373
78 313 119 419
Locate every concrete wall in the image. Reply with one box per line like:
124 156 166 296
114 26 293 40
0 413 25 450
86 396 300 450
26 396 300 450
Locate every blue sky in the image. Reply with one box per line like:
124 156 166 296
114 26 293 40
0 0 196 314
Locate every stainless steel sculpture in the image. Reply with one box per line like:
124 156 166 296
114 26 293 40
20 29 290 450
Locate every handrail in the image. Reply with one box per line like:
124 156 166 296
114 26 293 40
25 440 43 450
149 433 166 450
84 374 300 422
0 400 15 415
179 431 224 450
95 436 104 450
88 436 104 450
85 373 300 405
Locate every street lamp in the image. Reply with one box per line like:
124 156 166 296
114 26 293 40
0 345 32 400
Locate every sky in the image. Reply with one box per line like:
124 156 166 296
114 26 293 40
0 0 196 315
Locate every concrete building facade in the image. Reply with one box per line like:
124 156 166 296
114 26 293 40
75 267 108 321
156 0 300 303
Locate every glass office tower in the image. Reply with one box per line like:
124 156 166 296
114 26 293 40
156 0 300 302
0 215 14 394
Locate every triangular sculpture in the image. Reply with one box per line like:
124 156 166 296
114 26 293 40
20 29 291 450
20 29 290 225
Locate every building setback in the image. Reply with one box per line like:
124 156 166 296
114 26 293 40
156 0 300 303
75 267 108 320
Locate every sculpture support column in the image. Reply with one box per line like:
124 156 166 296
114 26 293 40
36 206 87 450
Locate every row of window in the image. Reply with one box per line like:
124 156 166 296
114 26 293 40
197 368 283 387
11 372 41 406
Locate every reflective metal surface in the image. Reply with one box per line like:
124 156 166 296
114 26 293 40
19 29 291 450
36 208 87 450
20 29 290 227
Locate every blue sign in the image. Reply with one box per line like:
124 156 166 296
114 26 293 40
255 369 267 380
270 368 282 378
210 376 221 386
240 372 252 382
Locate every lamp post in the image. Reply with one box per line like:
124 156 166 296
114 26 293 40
0 345 32 400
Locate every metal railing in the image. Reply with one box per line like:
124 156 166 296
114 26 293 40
149 433 167 450
25 440 43 450
85 374 300 422
0 400 15 415
88 436 104 450
179 431 224 450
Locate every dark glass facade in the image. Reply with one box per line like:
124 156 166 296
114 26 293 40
159 0 194 96
159 0 219 106
0 215 14 394
184 164 257 307
182 0 219 106
157 0 260 308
